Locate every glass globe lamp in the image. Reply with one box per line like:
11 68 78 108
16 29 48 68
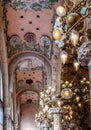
70 30 79 46
60 50 68 64
53 28 62 40
56 6 66 17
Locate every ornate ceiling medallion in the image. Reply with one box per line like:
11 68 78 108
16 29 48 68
61 88 73 99
24 32 36 43
7 0 58 11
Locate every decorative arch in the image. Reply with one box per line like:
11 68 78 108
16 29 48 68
9 51 52 92
16 87 39 98
9 51 52 74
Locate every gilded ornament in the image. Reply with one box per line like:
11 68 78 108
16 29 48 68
66 13 80 27
53 29 62 40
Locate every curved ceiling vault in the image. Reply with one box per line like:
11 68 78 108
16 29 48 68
0 0 60 104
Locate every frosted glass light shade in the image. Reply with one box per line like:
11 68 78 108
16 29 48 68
56 6 66 17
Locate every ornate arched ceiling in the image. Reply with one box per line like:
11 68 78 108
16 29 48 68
0 0 60 101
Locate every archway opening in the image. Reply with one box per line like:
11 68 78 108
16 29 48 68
19 91 39 130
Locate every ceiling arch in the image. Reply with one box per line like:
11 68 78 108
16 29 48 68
9 51 52 92
9 51 52 74
16 87 39 99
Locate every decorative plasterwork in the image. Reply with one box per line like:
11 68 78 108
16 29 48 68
7 35 53 60
7 0 58 11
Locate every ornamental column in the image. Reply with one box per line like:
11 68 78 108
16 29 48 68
52 46 61 91
0 3 10 130
53 114 61 130
78 41 91 129
4 107 11 130
48 107 62 130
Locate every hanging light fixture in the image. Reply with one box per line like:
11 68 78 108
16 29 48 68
52 0 91 72
56 6 66 17
70 30 79 46
53 28 62 40
60 50 68 64
66 13 80 27
73 60 80 71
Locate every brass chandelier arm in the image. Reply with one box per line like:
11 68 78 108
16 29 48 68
63 0 68 8
64 0 86 15
67 12 91 34
67 1 82 14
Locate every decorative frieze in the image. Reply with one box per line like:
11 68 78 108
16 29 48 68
7 0 58 11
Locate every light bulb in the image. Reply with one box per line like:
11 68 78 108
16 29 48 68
37 122 40 127
76 96 80 102
56 6 66 17
48 86 52 90
74 60 80 71
70 30 79 46
60 50 68 64
57 100 61 107
40 92 44 98
65 81 69 85
64 90 70 97
80 80 84 84
46 89 50 94
45 105 49 111
69 83 72 87
47 114 52 119
45 120 47 124
53 28 62 40
62 84 66 88
78 103 82 108
83 77 86 81
56 17 61 22
86 81 89 84
51 88 56 92
69 110 73 116
43 108 46 113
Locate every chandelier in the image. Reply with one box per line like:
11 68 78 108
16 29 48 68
35 77 90 129
35 0 90 129
52 0 91 68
